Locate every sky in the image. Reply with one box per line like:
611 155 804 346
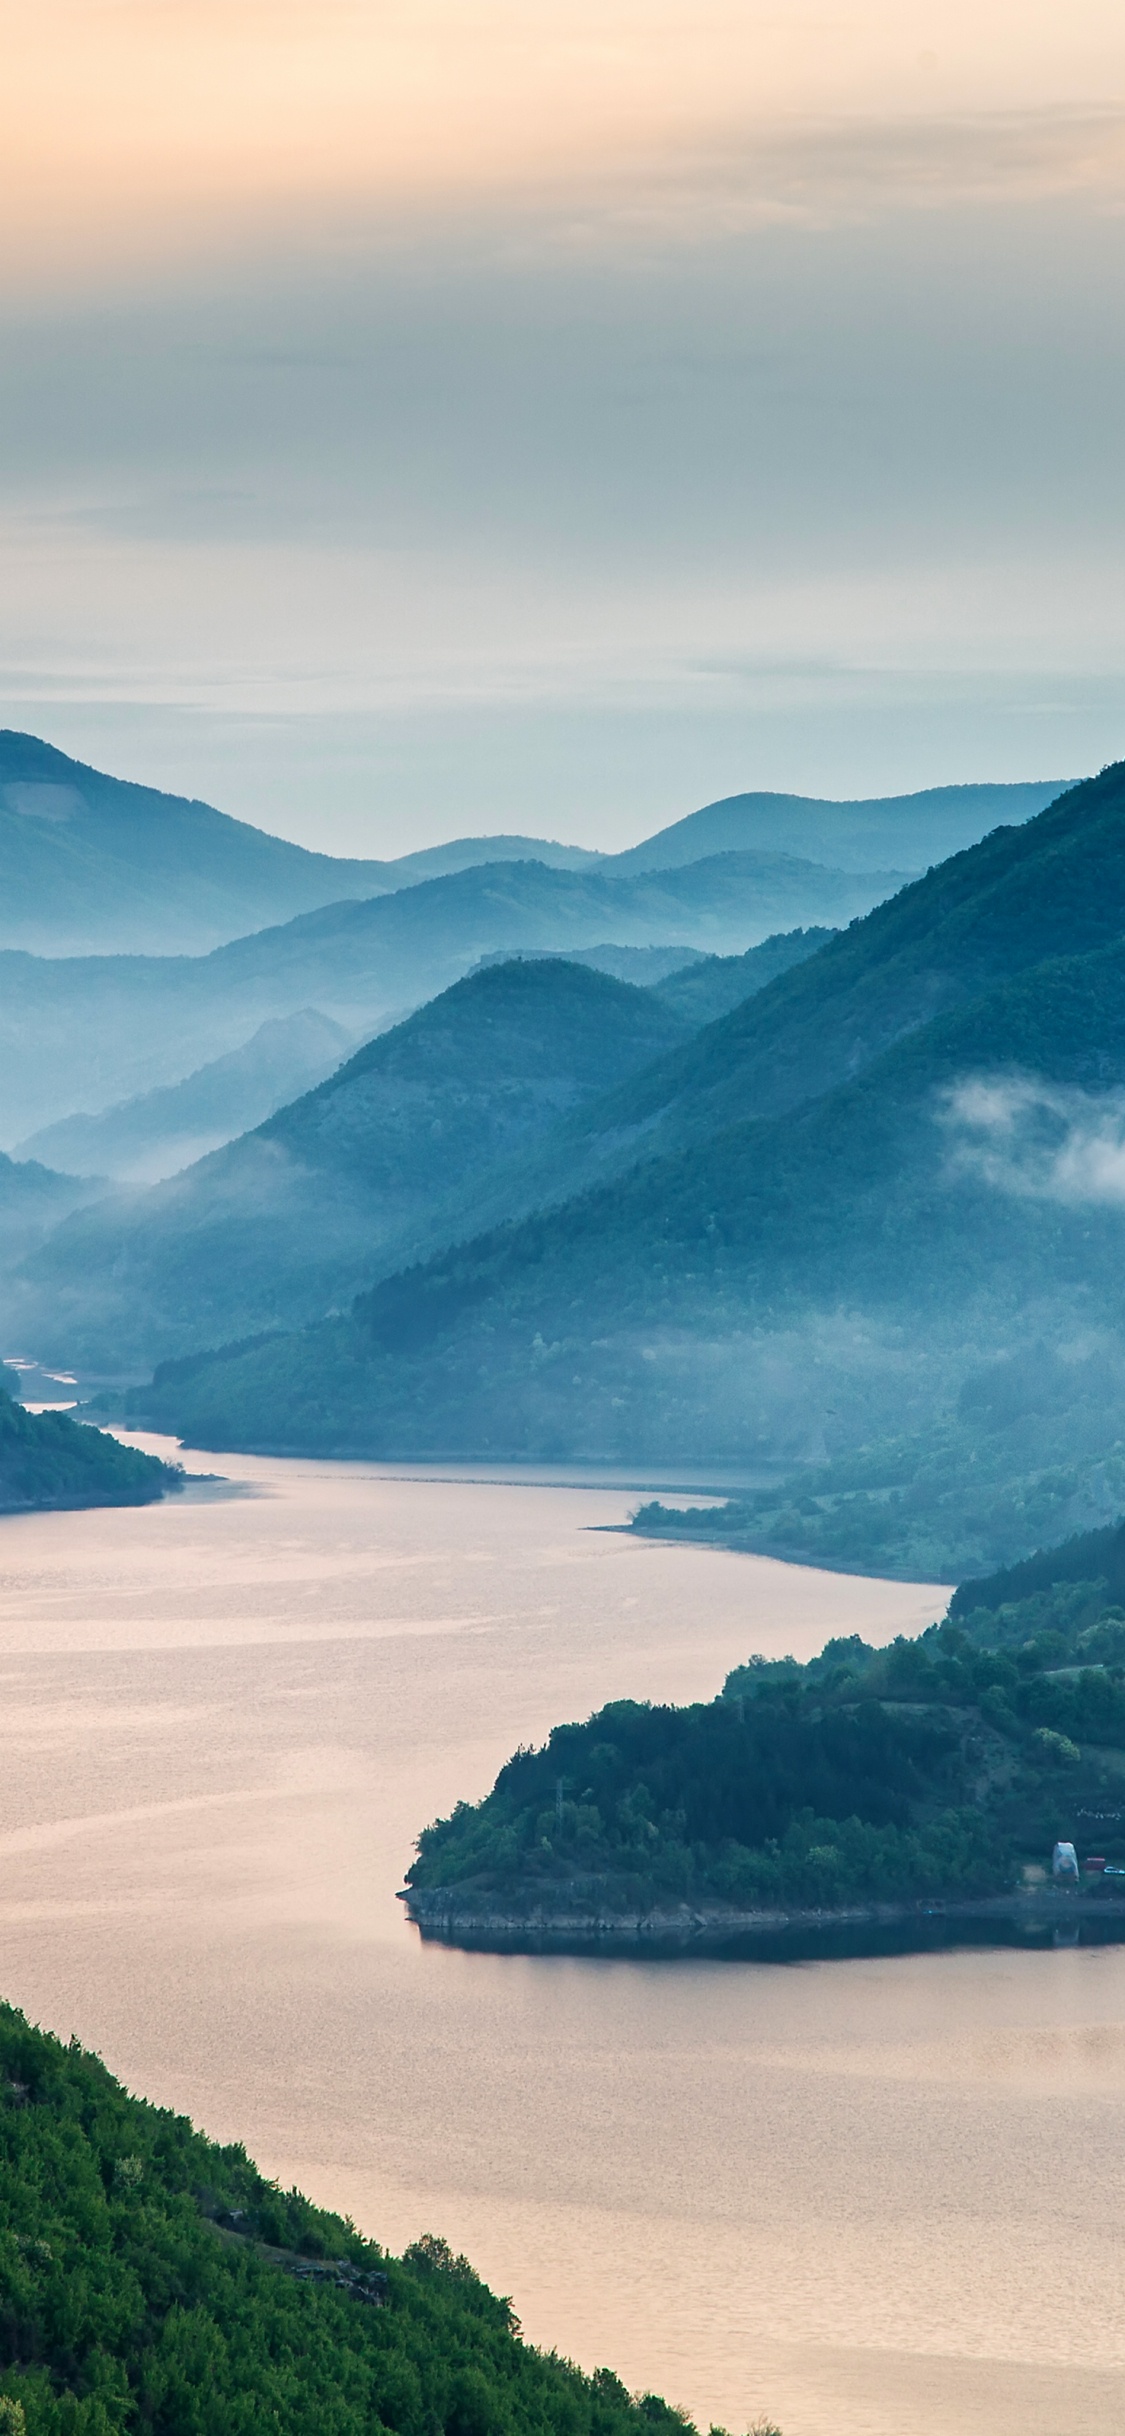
1 0 1124 855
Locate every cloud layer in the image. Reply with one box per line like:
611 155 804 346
944 1076 1125 1208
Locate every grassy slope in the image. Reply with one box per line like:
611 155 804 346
0 2003 692 2436
406 1535 1125 1924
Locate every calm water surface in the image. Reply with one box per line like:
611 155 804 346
0 1441 1122 2436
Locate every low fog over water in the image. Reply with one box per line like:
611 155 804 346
1 1446 1123 2436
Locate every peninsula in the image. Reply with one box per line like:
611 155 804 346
404 1521 1125 1953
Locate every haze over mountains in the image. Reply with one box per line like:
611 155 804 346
0 732 597 957
0 846 908 1138
4 730 1120 1580
14 960 695 1369
7 929 841 1373
0 737 1065 1146
16 1010 355 1184
0 731 1062 957
111 762 1125 1578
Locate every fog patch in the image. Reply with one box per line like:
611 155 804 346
941 1074 1125 1207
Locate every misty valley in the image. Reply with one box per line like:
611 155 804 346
0 736 1123 1593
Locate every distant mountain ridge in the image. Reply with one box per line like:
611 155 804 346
0 847 908 1139
0 731 1068 957
0 732 600 956
610 780 1068 875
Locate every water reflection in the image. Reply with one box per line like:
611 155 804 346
415 1907 1125 1962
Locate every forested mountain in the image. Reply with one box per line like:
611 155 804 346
12 933 837 1374
13 962 690 1370
131 765 1125 1576
0 847 905 1140
0 2001 689 2436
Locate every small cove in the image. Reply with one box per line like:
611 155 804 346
0 1439 1122 2436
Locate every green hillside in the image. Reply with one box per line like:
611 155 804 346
129 767 1125 1575
15 962 690 1373
405 1526 1125 1944
0 1377 176 1513
0 2001 693 2436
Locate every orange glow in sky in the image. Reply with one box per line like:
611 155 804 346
2 0 1124 841
4 0 1125 284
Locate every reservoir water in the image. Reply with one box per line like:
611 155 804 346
1 1439 1122 2436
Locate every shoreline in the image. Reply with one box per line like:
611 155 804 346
402 1882 1125 1956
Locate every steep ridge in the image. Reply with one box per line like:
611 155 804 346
295 765 1125 1251
0 847 906 1139
11 935 835 1372
139 929 1125 1447
14 961 689 1370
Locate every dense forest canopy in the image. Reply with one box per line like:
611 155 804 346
0 2003 695 2436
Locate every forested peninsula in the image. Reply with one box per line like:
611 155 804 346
405 1521 1125 1952
0 2002 697 2436
0 1375 177 1515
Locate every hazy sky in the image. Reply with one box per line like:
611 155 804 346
1 0 1124 853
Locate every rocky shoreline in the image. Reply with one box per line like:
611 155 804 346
401 1880 1125 1955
